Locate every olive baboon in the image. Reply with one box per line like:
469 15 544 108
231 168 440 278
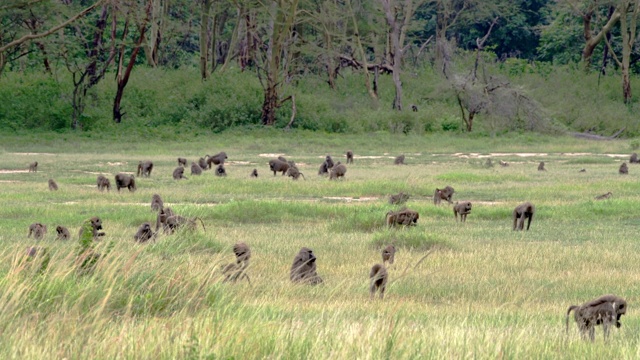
269 159 290 176
579 168 587 173
433 186 455 205
278 156 287 162
630 153 639 164
191 162 203 175
207 152 228 167
222 242 251 283
164 215 205 234
290 247 323 285
329 162 347 180
198 157 209 170
485 158 494 167
382 245 396 265
155 207 175 232
134 222 155 243
453 201 472 222
28 161 38 172
538 161 546 171
114 173 136 192
250 168 258 178
173 166 188 180
325 155 334 169
369 264 388 300
151 194 163 211
28 223 47 240
499 160 509 167
137 161 153 177
594 192 613 200
394 155 405 165
619 162 629 174
287 165 305 180
48 178 58 191
512 202 535 231
386 209 419 227
56 225 70 240
97 175 111 192
78 216 105 239
566 294 627 341
389 192 410 205
215 164 227 177
346 150 354 164
411 104 418 112
318 161 329 175
177 157 187 166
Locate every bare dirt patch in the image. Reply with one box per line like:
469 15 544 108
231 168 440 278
8 152 56 156
322 196 379 202
0 169 29 174
452 153 548 159
258 153 286 158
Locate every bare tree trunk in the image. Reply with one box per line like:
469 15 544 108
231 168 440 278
345 0 377 101
200 0 212 79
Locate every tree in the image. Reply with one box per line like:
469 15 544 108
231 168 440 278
605 0 639 103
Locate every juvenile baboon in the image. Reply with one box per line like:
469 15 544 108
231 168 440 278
222 242 252 283
173 166 188 180
28 161 38 172
382 245 396 265
97 175 111 192
566 294 627 341
325 155 334 169
594 192 613 200
512 202 535 231
207 152 228 167
28 223 47 240
137 161 153 177
630 153 639 164
134 222 155 243
155 207 175 232
48 178 58 191
538 161 546 171
346 150 354 164
433 186 455 205
318 161 329 175
177 157 187 166
198 157 209 170
411 104 418 112
386 209 420 227
287 165 305 180
56 225 70 240
499 160 509 167
619 162 629 174
290 247 323 285
164 215 205 234
78 216 105 239
329 162 347 180
389 192 410 205
215 164 227 177
579 168 587 173
269 159 290 176
369 264 388 300
453 201 472 222
151 194 163 212
191 162 203 175
394 155 405 165
250 168 258 178
114 173 136 192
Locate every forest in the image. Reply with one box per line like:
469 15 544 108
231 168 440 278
2 0 640 136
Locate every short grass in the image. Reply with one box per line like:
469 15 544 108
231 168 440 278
1 130 640 359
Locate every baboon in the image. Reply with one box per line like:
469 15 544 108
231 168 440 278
278 156 287 162
499 160 509 167
198 157 209 170
595 192 613 200
97 175 111 192
269 159 290 176
250 168 258 178
78 216 105 239
382 245 396 265
48 178 58 191
27 223 47 240
389 192 410 205
346 150 354 164
134 222 155 243
369 264 388 300
630 153 639 164
28 161 38 172
26 246 40 258
512 202 535 231
619 162 629 174
177 157 187 166
23 246 50 273
173 166 188 180
151 194 163 212
56 225 70 240
290 247 323 285
579 168 587 173
433 186 455 205
222 242 252 283
114 173 136 192
411 104 418 112
394 155 405 165
386 209 419 227
207 152 228 167
164 215 205 234
325 155 334 169
538 161 546 171
453 201 472 222
566 294 627 341
287 165 305 180
485 158 494 167
155 207 175 232
191 162 203 175
137 161 153 177
215 164 227 177
329 162 347 180
318 161 329 175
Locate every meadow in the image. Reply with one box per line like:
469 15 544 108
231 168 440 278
2 130 640 359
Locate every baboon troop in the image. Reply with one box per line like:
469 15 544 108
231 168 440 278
97 175 111 192
382 245 396 265
389 192 410 205
594 192 613 200
151 194 164 212
269 158 290 176
433 186 455 205
329 162 346 180
215 164 227 177
79 216 105 239
369 264 388 300
346 150 354 164
137 161 154 177
411 104 418 112
48 178 58 191
28 161 38 172
453 201 472 222
619 162 628 174
538 161 546 171
28 222 47 240
512 202 535 231
177 157 187 166
499 160 509 167
134 222 155 243
172 166 187 180
386 209 419 227
394 155 405 165
56 225 70 240
198 157 209 170
191 162 203 175
630 153 639 164
290 247 323 285
250 168 258 178
222 242 251 283
566 294 627 341
155 207 175 232
114 173 136 192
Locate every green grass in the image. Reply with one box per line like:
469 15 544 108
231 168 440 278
2 131 640 358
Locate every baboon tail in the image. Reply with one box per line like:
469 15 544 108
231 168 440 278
566 305 578 334
196 217 206 232
300 172 306 180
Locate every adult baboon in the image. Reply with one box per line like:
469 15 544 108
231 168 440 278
215 164 227 177
222 242 252 283
329 162 347 180
173 166 188 180
198 157 209 170
290 247 323 285
191 162 203 175
346 150 354 164
566 294 627 341
512 202 535 231
594 192 613 200
394 155 405 165
325 155 334 169
499 160 509 167
137 161 153 177
619 162 629 174
207 152 228 167
28 161 38 172
250 169 258 178
411 104 418 112
630 153 639 164
97 175 111 192
579 168 587 173
287 165 305 180
114 173 136 192
155 207 175 232
318 161 329 175
369 264 388 300
177 157 187 166
48 178 58 191
164 215 205 234
389 192 410 205
56 225 70 240
28 223 47 240
134 222 155 243
386 209 419 227
433 186 455 205
269 159 290 176
151 194 163 212
78 216 105 239
538 161 546 171
453 201 472 222
382 245 396 265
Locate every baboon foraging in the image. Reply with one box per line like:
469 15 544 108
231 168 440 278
433 186 455 205
250 168 258 178
78 216 105 239
215 164 227 177
318 161 329 175
566 294 627 341
96 175 111 192
207 151 228 167
164 215 205 234
177 157 187 166
151 194 163 212
269 159 290 176
324 155 334 169
394 155 405 165
346 150 354 164
389 192 410 205
595 192 613 200
137 161 153 177
198 157 209 170
172 166 188 180
191 162 203 175
48 178 58 191
369 264 388 300
287 165 305 180
579 168 587 173
134 222 155 243
28 161 38 172
27 223 47 240
222 242 252 283
512 202 535 231
329 162 347 180
499 160 509 167
619 162 629 174
382 245 396 265
290 247 323 285
411 104 418 112
538 161 546 171
386 209 420 227
114 173 136 192
630 153 639 164
155 207 175 232
453 201 472 222
56 225 70 240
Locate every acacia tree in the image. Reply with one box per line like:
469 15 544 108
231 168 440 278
605 0 640 103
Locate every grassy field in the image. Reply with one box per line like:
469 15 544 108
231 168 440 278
2 131 640 359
